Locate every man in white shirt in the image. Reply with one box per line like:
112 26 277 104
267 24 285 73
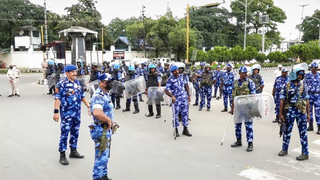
7 64 21 97
274 64 282 77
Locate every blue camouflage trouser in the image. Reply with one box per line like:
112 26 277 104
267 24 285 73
309 93 320 125
282 107 309 155
274 92 281 116
214 84 221 97
200 86 212 109
172 99 189 128
90 124 112 180
193 81 200 104
59 116 81 152
223 86 233 108
235 122 253 142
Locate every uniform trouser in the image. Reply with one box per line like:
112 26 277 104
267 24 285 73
274 93 281 116
172 99 189 128
309 93 320 125
9 78 19 95
127 95 139 111
235 122 253 142
90 125 112 180
282 107 309 155
223 86 232 108
200 86 212 109
59 115 81 152
148 104 161 115
111 93 121 108
214 84 221 97
193 81 200 104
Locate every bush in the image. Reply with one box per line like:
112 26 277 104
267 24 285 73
0 69 8 74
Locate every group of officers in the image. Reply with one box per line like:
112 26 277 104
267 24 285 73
51 59 320 179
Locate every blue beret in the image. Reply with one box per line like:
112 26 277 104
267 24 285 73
311 62 319 68
170 65 178 72
200 62 205 66
238 66 247 73
64 65 77 72
99 73 113 81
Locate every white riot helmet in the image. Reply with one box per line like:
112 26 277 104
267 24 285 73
251 64 261 74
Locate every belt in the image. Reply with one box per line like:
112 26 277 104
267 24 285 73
94 122 109 128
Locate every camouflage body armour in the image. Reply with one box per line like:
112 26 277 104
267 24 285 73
161 71 170 86
233 80 250 97
201 72 213 87
285 81 307 114
249 74 262 92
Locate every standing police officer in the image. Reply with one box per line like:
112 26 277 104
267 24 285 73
53 65 90 165
122 65 140 114
213 65 222 99
90 73 115 180
90 62 101 82
272 68 289 123
165 65 192 137
304 62 320 133
111 63 124 109
134 62 144 102
249 64 264 94
161 63 170 86
278 68 310 161
221 64 235 112
199 65 214 111
146 64 162 118
193 62 205 106
230 66 256 152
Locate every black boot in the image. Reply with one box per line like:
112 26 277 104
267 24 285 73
182 127 192 137
296 154 309 161
212 95 216 98
100 174 112 180
231 139 242 147
146 105 154 117
272 115 279 123
155 105 161 119
175 128 180 137
317 125 320 135
115 98 121 109
307 123 314 131
221 106 228 112
122 101 130 112
59 151 69 165
133 102 139 114
193 103 198 106
69 149 84 158
246 142 253 152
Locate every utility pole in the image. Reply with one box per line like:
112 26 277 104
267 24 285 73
187 4 190 63
298 4 309 42
142 5 146 58
260 15 269 54
44 0 48 59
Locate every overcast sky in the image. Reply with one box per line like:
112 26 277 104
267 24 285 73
30 0 320 41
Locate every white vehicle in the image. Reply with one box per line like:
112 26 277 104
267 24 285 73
132 58 151 65
194 62 210 66
152 58 173 67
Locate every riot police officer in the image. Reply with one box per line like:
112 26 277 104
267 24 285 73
102 61 111 73
213 65 222 99
76 59 84 76
272 68 289 123
230 66 256 152
90 62 101 82
134 62 144 102
122 65 140 114
249 64 264 94
193 62 205 106
53 65 90 165
161 63 170 86
146 64 161 118
278 68 310 161
221 64 235 112
111 63 124 109
199 65 214 111
304 62 320 133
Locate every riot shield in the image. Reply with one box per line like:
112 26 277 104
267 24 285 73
89 80 99 98
110 80 124 95
147 87 171 106
124 76 146 99
233 94 275 123
188 82 194 96
76 75 90 90
47 73 58 89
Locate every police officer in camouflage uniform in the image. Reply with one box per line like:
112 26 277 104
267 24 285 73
90 62 102 82
249 64 264 94
213 65 222 99
193 62 205 106
102 61 112 74
221 64 235 112
272 68 289 123
90 73 115 180
161 63 170 86
53 65 90 165
134 62 144 102
230 66 256 152
199 65 214 111
165 65 192 137
304 62 320 133
278 68 310 161
122 65 140 114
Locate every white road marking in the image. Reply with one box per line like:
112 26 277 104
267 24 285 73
237 167 292 180
312 139 320 146
268 157 320 176
292 147 320 159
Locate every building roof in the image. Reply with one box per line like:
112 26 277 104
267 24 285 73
58 26 98 38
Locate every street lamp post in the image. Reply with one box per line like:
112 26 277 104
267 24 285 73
299 4 309 42
308 17 320 48
234 0 253 50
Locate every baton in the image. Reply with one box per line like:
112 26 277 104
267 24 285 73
221 114 233 146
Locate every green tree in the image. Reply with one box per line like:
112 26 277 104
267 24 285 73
267 51 286 62
244 46 258 60
208 46 230 63
108 17 139 42
196 50 208 62
230 45 244 62
289 44 313 62
305 40 320 60
256 53 267 63
301 10 320 43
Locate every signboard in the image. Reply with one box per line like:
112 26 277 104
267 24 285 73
113 51 125 59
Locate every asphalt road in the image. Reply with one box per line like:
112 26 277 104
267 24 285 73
1 69 320 180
